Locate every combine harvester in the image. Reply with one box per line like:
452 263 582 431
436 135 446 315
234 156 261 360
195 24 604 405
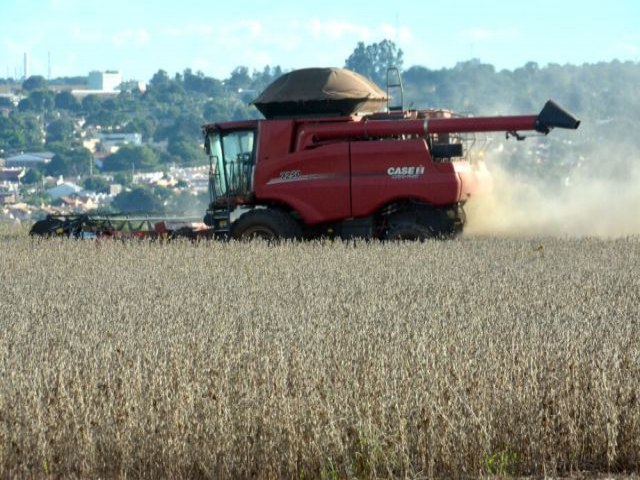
31 67 580 240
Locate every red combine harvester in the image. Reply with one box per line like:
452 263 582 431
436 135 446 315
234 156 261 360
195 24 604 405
201 68 579 240
31 67 579 240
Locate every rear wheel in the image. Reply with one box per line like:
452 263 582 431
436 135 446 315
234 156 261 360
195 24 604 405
231 208 302 240
385 222 433 241
384 205 463 240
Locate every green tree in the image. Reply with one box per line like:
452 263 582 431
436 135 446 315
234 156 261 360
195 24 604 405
203 98 229 122
345 39 404 87
45 147 93 177
226 66 251 92
46 117 76 146
113 171 133 186
22 75 48 92
121 116 156 141
146 70 188 106
18 90 55 113
112 185 165 213
83 176 110 193
183 68 224 96
54 91 81 112
0 112 44 151
166 134 206 166
22 168 43 185
149 69 171 90
0 97 14 109
85 109 125 129
81 94 102 114
250 65 283 92
103 144 160 172
154 112 204 142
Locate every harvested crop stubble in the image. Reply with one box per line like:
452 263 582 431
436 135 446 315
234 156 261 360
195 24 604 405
1 233 639 478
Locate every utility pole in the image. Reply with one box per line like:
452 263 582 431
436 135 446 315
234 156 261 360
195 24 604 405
23 52 29 80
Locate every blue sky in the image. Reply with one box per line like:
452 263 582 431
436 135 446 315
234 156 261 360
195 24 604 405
2 0 639 82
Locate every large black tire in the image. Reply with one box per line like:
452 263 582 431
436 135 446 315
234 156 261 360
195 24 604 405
29 218 64 237
385 222 433 241
231 208 302 241
384 206 461 241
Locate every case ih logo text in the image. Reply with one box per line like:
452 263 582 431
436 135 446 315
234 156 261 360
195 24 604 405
387 165 425 179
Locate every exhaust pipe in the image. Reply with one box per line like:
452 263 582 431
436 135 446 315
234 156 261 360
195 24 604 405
535 100 580 133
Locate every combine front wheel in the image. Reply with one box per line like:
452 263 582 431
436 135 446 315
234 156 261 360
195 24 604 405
30 217 66 237
231 209 302 241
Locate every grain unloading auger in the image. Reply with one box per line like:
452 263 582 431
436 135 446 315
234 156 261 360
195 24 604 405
30 67 580 240
295 100 579 147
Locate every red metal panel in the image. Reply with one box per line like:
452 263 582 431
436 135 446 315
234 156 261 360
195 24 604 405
254 143 351 225
258 120 296 160
451 160 493 200
427 115 538 134
350 139 462 217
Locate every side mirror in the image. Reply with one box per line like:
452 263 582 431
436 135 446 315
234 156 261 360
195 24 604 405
204 135 211 155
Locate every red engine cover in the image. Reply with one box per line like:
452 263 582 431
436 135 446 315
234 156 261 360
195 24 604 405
253 119 479 225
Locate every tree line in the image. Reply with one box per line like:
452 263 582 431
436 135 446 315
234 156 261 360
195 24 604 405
1 40 638 184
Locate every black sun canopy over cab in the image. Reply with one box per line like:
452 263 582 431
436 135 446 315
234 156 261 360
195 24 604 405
252 67 388 119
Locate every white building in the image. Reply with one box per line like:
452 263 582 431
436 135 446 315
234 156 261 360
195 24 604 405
98 132 142 152
88 71 122 91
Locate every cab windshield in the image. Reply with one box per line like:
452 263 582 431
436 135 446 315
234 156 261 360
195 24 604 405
206 129 256 201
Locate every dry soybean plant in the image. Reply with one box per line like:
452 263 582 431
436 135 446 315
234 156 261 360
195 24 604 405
0 231 639 478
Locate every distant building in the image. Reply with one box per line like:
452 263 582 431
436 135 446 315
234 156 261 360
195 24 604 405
47 182 83 200
98 132 142 152
59 195 98 211
0 93 20 106
0 191 17 204
88 70 122 92
0 167 25 184
6 152 54 168
109 184 123 196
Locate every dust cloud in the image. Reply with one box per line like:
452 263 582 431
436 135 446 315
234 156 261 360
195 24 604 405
463 152 640 239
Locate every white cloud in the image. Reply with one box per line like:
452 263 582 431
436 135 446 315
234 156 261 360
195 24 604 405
307 18 371 41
